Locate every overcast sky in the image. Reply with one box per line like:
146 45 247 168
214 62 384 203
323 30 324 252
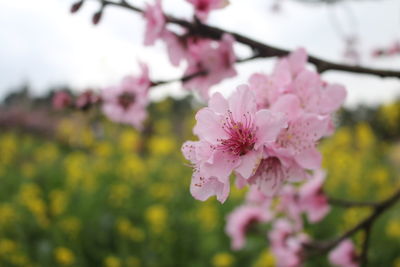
1 0 400 107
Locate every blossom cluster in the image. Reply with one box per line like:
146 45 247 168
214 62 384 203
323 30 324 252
226 171 359 267
143 0 236 99
54 0 237 129
182 48 347 203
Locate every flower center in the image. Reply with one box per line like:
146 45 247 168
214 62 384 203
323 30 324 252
118 92 136 110
196 0 209 11
218 111 256 156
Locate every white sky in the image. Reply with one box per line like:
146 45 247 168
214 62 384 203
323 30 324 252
0 0 400 107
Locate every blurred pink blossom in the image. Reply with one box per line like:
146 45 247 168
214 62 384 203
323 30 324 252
299 169 330 223
226 205 272 250
143 0 165 46
329 239 360 267
186 0 229 22
52 91 72 110
101 63 150 129
183 34 237 99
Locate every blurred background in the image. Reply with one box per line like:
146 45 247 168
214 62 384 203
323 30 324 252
1 0 400 266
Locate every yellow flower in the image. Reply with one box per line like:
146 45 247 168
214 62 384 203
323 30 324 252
0 203 18 226
149 183 174 201
0 239 17 255
50 190 68 216
95 141 113 158
355 123 375 150
394 257 400 267
386 220 400 238
104 256 121 267
109 184 131 207
145 205 168 234
58 216 81 239
197 203 218 231
148 136 176 156
252 249 275 267
34 143 59 164
0 133 17 165
126 256 141 267
18 184 49 227
212 252 234 267
21 163 36 179
54 247 75 265
115 217 145 242
118 155 146 183
154 119 171 135
119 129 140 153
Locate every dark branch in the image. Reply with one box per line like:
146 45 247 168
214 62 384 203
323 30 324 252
91 0 400 78
360 224 372 267
327 197 379 208
306 187 400 254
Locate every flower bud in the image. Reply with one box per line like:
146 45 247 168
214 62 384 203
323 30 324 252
70 0 84 13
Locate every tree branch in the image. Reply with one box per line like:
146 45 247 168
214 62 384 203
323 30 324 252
90 0 400 78
360 223 372 267
327 197 379 208
306 187 400 255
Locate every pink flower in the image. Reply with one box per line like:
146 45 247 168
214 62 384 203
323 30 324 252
52 91 72 110
290 70 347 117
143 0 165 46
183 34 237 99
226 205 271 250
101 63 150 129
182 140 230 203
75 90 100 110
329 239 360 267
186 0 229 22
182 85 286 201
246 149 307 196
248 73 284 109
299 170 330 223
269 219 308 267
161 31 187 66
271 97 329 169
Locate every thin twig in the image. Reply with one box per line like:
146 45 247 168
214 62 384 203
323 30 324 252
360 223 372 267
306 187 400 254
327 197 379 208
92 0 400 78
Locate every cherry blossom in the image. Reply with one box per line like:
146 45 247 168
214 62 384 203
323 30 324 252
76 90 100 110
186 0 229 22
183 34 237 99
182 85 286 201
161 30 187 67
143 0 166 46
226 205 272 250
269 219 309 267
299 170 330 223
101 63 150 129
52 91 72 110
329 239 360 267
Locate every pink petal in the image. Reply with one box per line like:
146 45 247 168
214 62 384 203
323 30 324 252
194 108 228 143
270 94 301 120
190 173 230 203
209 92 229 114
202 150 239 183
295 147 322 170
288 47 307 76
320 83 347 114
235 150 262 179
228 85 257 122
254 109 287 149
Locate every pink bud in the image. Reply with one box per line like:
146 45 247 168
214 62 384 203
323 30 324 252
70 0 84 13
92 10 103 25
